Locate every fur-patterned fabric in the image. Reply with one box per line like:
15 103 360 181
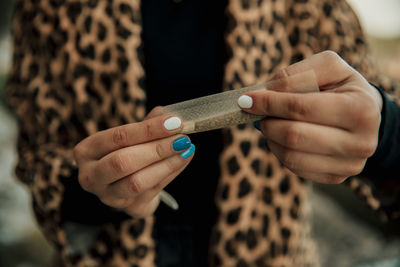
6 0 400 266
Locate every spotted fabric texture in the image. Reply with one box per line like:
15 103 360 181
6 0 400 266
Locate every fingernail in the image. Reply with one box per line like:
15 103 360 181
164 117 181 130
181 144 195 159
173 137 191 151
253 121 261 131
238 95 253 109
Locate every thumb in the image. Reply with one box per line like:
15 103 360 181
273 51 355 90
144 106 164 120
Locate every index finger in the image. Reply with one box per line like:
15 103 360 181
77 115 182 160
241 90 354 128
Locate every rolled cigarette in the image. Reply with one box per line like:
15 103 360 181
162 70 319 134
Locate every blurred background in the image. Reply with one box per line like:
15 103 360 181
0 0 399 266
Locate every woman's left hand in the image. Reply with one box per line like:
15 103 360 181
238 51 383 184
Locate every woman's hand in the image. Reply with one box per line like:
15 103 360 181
238 51 383 184
73 107 195 217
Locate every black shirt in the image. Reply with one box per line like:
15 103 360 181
141 0 227 266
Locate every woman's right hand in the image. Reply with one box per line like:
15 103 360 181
73 108 195 218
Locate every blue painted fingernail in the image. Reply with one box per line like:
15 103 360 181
181 144 195 159
253 121 261 131
173 137 191 151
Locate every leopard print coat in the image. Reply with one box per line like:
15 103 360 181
6 0 400 266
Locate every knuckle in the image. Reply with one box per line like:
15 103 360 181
324 174 347 184
73 142 87 162
360 103 380 127
261 93 273 114
154 142 165 161
346 140 377 158
354 106 374 125
144 122 154 140
365 141 378 157
165 157 179 173
273 68 290 91
359 143 377 158
284 125 302 148
129 174 145 194
112 126 129 147
101 196 131 209
110 154 128 175
343 161 364 177
115 198 132 209
281 150 297 170
272 68 287 80
346 100 380 139
78 171 94 192
321 50 341 65
152 106 163 115
287 97 308 119
145 106 164 119
344 166 360 177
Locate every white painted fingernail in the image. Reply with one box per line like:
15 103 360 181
164 117 181 130
238 95 253 108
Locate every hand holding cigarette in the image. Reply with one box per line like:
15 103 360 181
239 51 382 184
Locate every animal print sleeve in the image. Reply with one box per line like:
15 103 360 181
5 0 90 249
5 0 146 251
315 0 400 221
